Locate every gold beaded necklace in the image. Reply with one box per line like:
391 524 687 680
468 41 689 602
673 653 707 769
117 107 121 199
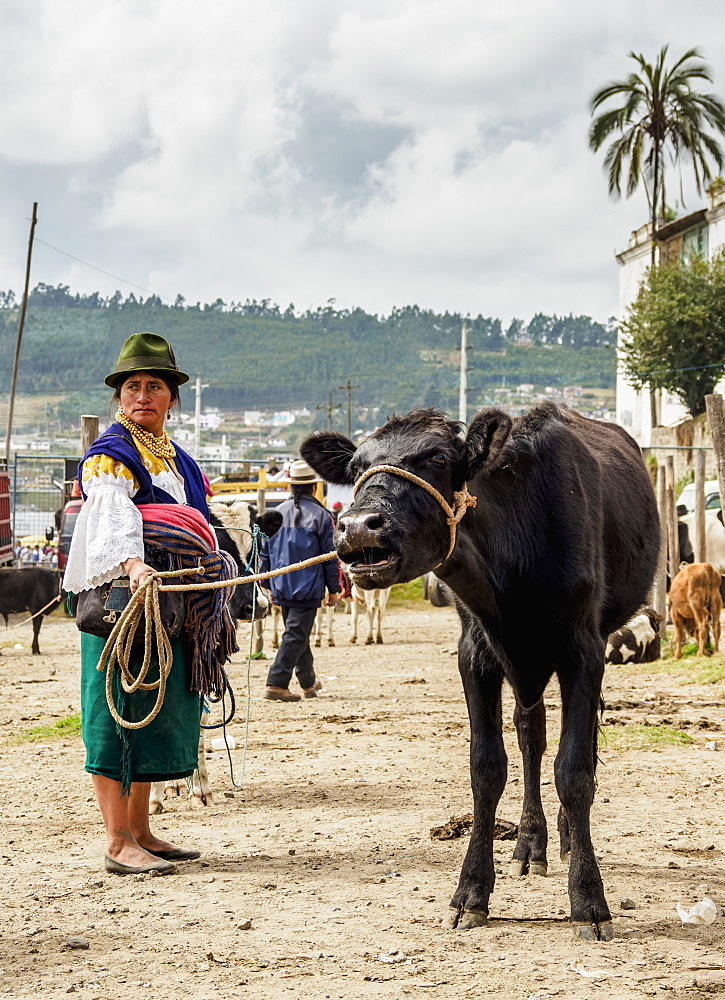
116 408 176 459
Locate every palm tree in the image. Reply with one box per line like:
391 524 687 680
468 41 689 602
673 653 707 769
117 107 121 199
589 46 725 264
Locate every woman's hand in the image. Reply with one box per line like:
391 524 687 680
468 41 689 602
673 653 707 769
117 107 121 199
122 556 156 596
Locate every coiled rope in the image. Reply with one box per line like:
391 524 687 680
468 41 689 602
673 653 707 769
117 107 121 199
99 550 339 730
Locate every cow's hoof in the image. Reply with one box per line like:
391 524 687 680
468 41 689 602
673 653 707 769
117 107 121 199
572 920 614 941
189 794 211 808
458 907 488 929
314 641 321 648
443 906 488 930
350 637 357 644
376 637 384 644
329 640 335 647
148 801 164 815
560 850 571 865
509 859 547 877
365 637 374 645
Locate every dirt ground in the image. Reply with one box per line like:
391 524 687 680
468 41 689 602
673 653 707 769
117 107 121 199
2 602 725 1000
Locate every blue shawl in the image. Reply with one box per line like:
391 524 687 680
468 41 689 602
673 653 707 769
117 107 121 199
79 422 210 520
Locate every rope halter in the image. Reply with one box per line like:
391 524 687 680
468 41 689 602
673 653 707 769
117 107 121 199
352 464 477 562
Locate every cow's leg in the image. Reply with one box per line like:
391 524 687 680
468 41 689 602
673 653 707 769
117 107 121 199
364 592 375 645
189 731 212 806
350 593 359 643
31 614 42 655
692 605 710 656
556 646 612 940
327 604 335 646
444 639 506 930
271 605 281 648
376 589 389 644
149 781 165 814
313 605 323 648
557 716 598 865
509 699 548 877
252 618 264 657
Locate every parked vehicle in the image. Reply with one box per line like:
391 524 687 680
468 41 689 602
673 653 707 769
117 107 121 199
677 479 721 513
57 484 82 575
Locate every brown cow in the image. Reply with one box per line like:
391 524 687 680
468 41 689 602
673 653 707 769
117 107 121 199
670 562 722 658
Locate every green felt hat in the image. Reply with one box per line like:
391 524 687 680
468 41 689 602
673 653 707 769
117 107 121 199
104 332 189 387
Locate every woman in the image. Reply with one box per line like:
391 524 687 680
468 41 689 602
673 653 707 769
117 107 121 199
64 332 237 875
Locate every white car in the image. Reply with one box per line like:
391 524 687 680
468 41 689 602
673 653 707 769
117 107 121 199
677 479 721 513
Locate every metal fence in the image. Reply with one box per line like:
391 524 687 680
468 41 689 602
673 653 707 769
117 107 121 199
8 454 275 560
11 454 79 549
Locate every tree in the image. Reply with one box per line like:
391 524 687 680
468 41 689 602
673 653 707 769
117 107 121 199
589 46 725 264
619 250 725 416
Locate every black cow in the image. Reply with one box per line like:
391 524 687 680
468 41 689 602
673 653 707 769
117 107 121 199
0 568 61 654
208 499 282 621
301 403 659 940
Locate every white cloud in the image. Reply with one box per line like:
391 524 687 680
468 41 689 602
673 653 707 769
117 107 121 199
1 0 724 322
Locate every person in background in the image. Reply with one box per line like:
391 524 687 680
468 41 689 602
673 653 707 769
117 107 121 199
260 460 340 702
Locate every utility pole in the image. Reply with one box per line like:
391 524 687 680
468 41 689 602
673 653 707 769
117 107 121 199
458 321 471 424
338 378 360 438
316 393 341 430
5 202 38 463
193 374 209 458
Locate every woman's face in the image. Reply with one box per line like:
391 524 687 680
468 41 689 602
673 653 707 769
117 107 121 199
118 372 173 436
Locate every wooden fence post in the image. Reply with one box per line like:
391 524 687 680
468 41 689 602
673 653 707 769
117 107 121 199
81 415 99 455
694 449 706 563
665 455 678 574
653 463 668 636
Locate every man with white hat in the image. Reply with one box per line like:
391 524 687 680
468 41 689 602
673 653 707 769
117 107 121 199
260 459 341 701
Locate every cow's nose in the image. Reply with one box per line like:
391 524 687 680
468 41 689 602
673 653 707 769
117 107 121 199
337 509 387 547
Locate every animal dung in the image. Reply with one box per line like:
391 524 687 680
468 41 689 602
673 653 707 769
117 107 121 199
430 814 517 841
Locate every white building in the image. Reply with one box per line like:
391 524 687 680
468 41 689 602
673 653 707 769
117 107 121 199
615 181 725 445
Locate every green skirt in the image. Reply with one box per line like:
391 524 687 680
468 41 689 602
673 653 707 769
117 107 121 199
81 633 201 789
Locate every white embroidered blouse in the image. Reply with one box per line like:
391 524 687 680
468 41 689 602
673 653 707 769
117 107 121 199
62 438 188 594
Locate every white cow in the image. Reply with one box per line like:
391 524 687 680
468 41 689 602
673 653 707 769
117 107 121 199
149 731 212 813
350 585 390 645
681 511 725 572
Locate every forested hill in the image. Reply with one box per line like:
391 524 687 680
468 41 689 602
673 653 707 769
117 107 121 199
0 285 616 416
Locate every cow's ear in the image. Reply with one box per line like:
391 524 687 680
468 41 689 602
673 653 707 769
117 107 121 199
257 510 283 538
465 408 513 476
300 431 356 485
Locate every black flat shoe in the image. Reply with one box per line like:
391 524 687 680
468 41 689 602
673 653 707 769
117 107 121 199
104 855 176 875
146 848 201 861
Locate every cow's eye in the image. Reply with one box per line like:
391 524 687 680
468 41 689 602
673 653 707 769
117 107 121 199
430 454 446 465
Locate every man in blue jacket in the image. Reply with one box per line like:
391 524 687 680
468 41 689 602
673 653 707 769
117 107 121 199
261 460 341 701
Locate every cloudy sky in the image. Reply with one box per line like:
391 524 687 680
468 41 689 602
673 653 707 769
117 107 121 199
2 0 724 325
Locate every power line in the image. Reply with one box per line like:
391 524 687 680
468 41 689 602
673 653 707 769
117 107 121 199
628 358 725 378
32 237 175 302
